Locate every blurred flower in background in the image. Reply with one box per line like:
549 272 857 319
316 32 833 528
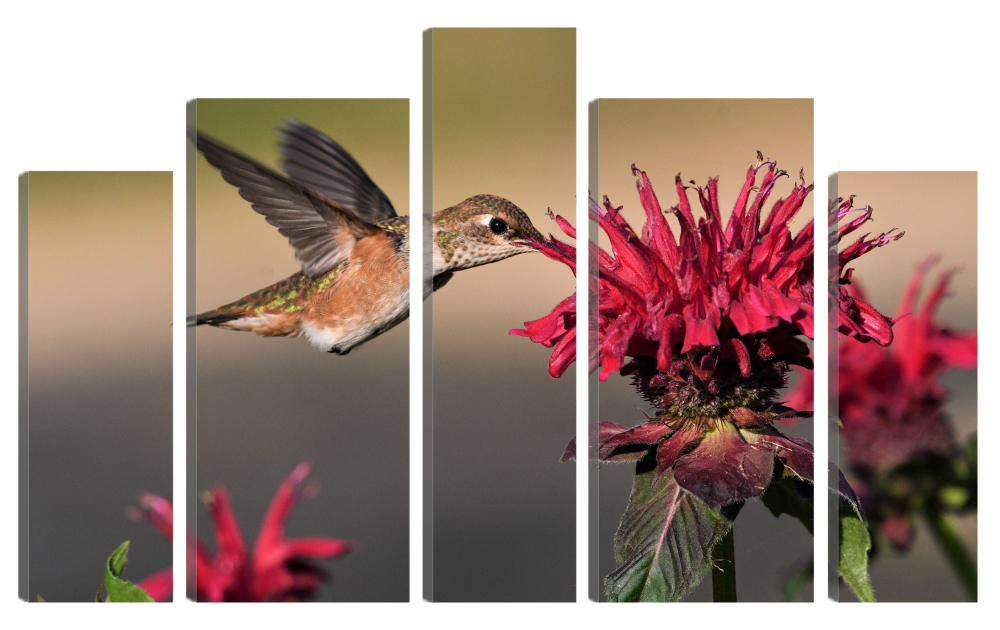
130 462 354 602
790 259 977 598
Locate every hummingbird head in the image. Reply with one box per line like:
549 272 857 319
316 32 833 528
433 195 545 272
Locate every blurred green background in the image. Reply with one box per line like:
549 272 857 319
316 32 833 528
596 99 815 601
27 171 172 601
193 99 409 602
430 29 576 602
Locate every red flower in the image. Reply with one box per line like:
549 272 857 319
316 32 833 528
789 260 977 548
513 160 909 507
515 160 819 383
513 158 912 508
509 210 588 378
841 260 976 474
791 260 976 471
514 158 844 505
131 462 353 602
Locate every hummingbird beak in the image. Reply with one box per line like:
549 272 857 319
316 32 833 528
516 225 547 249
513 236 543 250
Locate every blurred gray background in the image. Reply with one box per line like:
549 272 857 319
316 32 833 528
595 99 815 601
429 29 577 601
837 171 977 602
27 172 173 601
193 99 409 602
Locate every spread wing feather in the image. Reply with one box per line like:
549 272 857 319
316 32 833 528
281 122 396 223
193 129 381 279
279 121 397 223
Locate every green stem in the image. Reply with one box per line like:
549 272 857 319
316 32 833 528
782 555 813 602
712 527 737 602
923 505 976 601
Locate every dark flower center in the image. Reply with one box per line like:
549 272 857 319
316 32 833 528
623 335 790 420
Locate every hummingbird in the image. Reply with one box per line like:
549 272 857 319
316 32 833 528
189 122 544 354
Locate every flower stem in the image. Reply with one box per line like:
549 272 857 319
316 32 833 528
923 504 976 601
712 527 737 602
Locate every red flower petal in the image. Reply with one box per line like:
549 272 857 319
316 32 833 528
744 427 814 482
510 293 575 346
283 537 354 559
254 461 312 559
127 492 174 543
204 487 247 569
547 325 578 378
833 196 903 346
720 338 752 377
560 422 634 462
599 422 674 461
673 422 775 507
880 516 915 550
893 259 977 379
727 407 769 428
681 300 721 353
634 165 680 267
839 291 894 346
135 567 173 602
654 425 705 482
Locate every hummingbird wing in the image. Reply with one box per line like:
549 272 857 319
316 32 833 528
279 121 398 223
193 130 382 279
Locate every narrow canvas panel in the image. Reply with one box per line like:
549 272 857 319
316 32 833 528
834 171 977 602
593 99 815 602
190 99 409 602
24 172 173 601
427 28 577 602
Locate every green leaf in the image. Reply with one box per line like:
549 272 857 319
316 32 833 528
831 465 875 602
104 541 155 603
760 474 814 535
838 500 875 602
108 541 130 577
605 456 733 602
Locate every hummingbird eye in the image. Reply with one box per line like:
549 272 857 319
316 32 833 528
488 217 508 235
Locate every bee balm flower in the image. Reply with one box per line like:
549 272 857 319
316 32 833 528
131 462 353 602
791 261 976 550
514 158 901 507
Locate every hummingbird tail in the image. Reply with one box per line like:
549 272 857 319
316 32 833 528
188 310 241 328
191 274 312 334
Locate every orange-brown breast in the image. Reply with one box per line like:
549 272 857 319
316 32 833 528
300 231 409 340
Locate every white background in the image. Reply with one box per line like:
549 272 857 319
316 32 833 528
4 0 995 626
